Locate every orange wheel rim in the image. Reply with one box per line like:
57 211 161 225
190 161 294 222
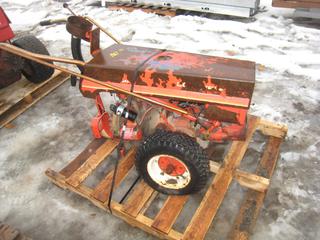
158 156 187 176
147 155 191 190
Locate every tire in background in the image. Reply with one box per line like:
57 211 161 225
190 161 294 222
135 130 210 195
12 35 54 83
0 50 23 88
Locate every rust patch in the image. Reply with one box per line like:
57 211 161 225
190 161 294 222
82 44 255 102
203 105 238 123
66 16 92 40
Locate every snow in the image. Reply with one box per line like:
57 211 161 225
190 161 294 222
0 0 319 239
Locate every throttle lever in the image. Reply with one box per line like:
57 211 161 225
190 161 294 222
63 3 77 16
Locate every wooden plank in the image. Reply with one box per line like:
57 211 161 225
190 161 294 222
46 168 108 210
107 2 177 16
46 168 182 240
228 136 283 240
257 118 288 138
0 222 31 240
140 191 158 215
210 161 270 192
0 71 59 114
112 203 183 240
0 223 19 240
152 195 189 234
0 71 69 128
143 7 176 16
60 138 106 178
46 168 69 190
234 169 270 193
122 180 154 217
66 139 119 187
92 147 136 203
182 116 259 240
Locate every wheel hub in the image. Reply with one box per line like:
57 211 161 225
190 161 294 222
158 156 186 176
147 154 191 190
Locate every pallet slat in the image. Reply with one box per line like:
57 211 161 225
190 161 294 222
152 195 189 234
60 138 106 178
0 71 69 128
107 2 177 16
112 203 183 240
234 169 270 192
122 180 154 217
92 147 136 203
66 139 119 187
0 225 19 240
229 136 283 240
140 191 158 215
210 161 270 192
257 118 288 138
182 116 259 240
46 167 183 240
0 222 31 240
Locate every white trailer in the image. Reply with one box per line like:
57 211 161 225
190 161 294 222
103 0 260 17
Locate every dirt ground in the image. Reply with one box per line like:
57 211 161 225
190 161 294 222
0 0 319 239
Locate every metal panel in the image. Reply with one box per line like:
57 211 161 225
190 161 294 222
115 0 260 17
138 0 254 17
177 0 257 8
82 44 255 106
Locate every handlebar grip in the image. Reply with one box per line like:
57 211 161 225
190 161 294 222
39 20 52 26
39 19 66 26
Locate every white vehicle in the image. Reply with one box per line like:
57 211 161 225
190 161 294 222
104 0 260 17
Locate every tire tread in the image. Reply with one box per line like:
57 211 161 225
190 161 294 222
12 35 54 83
136 130 209 195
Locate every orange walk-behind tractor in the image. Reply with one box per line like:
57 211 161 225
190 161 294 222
0 4 255 196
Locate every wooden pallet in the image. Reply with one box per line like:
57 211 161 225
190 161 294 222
0 222 31 240
107 2 178 17
46 115 287 240
0 71 70 128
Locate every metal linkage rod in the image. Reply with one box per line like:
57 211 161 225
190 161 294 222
0 43 189 116
85 16 121 44
63 3 121 44
63 3 77 16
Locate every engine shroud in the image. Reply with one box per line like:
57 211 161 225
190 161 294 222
82 45 254 103
80 44 255 141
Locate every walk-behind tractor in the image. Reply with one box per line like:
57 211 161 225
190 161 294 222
0 4 255 196
0 7 54 88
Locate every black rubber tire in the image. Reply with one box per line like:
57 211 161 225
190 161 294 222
0 50 24 88
12 35 54 83
135 130 210 195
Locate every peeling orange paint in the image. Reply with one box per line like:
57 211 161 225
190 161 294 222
139 68 155 87
120 73 130 84
167 70 183 88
